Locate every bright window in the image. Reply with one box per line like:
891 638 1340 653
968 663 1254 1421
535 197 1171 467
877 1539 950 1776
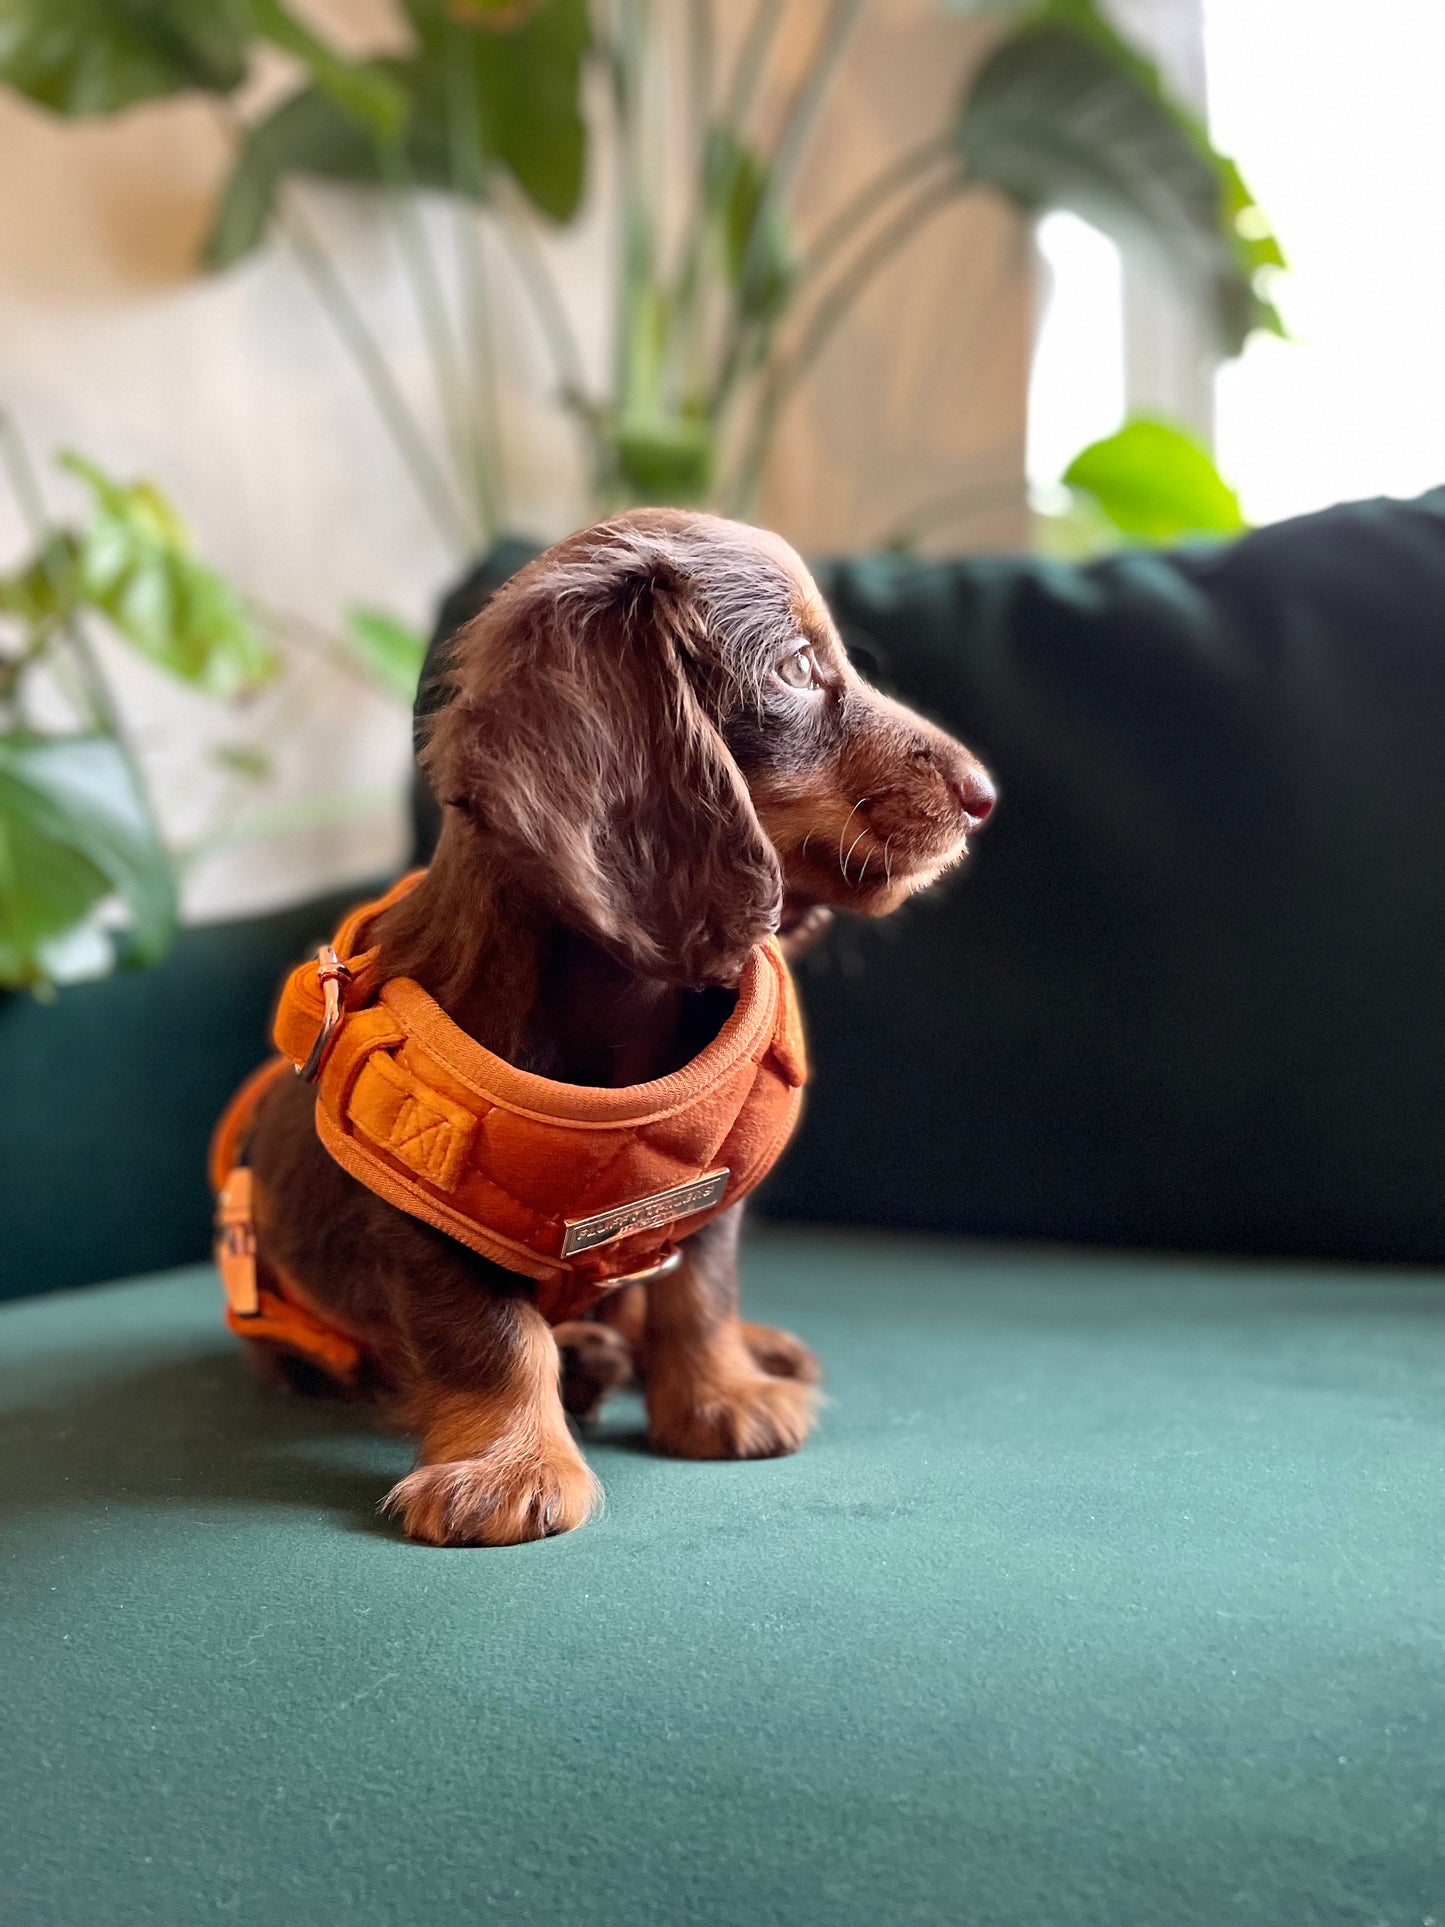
1205 0 1445 523
1027 211 1127 499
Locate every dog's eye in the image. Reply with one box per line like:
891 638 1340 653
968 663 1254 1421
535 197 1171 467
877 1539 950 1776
775 645 818 691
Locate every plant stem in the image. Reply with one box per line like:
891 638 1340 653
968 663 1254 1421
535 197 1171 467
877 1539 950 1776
724 170 966 514
0 410 48 541
444 27 508 539
247 598 382 693
722 0 783 132
384 176 493 549
796 135 955 297
712 0 865 412
689 0 715 154
668 0 722 411
0 416 141 768
764 0 865 210
0 630 50 713
61 615 173 880
611 0 662 491
280 192 474 559
486 172 591 410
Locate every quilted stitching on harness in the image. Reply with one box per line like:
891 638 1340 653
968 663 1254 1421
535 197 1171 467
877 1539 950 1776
348 1052 474 1193
391 1096 459 1184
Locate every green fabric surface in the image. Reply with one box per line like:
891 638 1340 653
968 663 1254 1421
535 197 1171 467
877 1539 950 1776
4 1229 1442 1927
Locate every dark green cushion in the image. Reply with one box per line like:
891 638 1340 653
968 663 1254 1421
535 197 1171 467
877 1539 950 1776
771 494 1445 1261
0 886 380 1301
4 1230 1442 1926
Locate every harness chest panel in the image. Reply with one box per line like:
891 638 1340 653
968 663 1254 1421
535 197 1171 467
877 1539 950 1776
211 874 808 1368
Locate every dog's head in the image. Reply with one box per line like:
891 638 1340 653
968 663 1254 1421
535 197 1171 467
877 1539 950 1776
424 509 995 987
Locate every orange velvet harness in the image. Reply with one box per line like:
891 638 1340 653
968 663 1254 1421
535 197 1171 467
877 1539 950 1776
211 872 807 1380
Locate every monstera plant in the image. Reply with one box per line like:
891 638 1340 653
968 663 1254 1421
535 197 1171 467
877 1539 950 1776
0 0 1280 559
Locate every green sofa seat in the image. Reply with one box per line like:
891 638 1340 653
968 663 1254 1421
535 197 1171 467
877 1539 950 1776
5 1228 1441 1927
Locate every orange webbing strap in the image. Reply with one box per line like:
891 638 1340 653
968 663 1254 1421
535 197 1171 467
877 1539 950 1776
209 1056 290 1193
209 1054 366 1383
224 1283 365 1382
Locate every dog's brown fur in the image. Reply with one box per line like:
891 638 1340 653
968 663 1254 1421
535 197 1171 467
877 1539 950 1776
245 510 994 1545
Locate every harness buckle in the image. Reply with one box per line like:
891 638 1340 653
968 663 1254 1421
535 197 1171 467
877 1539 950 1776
296 945 353 1084
214 1167 260 1317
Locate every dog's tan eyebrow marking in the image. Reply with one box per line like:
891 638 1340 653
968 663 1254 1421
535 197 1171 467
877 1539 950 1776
792 584 831 636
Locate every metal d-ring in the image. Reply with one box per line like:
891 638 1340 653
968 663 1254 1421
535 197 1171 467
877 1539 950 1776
603 1246 684 1289
296 945 353 1084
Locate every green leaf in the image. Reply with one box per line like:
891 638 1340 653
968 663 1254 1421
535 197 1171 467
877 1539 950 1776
709 130 796 325
0 532 84 629
206 86 382 270
0 0 250 114
0 733 176 986
206 85 380 270
343 608 427 703
60 455 277 697
612 416 716 504
1061 417 1247 544
249 0 409 143
956 10 1283 354
206 0 587 267
404 0 589 221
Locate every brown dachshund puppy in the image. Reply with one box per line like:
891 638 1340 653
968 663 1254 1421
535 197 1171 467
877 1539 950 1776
246 510 994 1545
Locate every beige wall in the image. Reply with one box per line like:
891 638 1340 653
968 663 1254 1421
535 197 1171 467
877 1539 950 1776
0 0 1029 922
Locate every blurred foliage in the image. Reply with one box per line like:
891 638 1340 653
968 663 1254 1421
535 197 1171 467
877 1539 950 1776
958 4 1281 354
61 456 277 697
0 0 1283 548
0 733 175 987
0 425 277 990
209 1 587 267
1041 416 1248 556
343 608 429 703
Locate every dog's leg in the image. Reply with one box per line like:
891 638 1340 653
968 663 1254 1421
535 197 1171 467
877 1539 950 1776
587 1279 818 1392
642 1206 817 1459
553 1319 635 1420
382 1291 600 1546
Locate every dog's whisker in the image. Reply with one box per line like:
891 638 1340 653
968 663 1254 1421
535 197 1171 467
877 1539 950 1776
883 836 894 887
844 830 869 881
838 797 869 883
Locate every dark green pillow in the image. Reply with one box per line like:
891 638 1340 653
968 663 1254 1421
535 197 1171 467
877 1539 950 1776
0 887 376 1300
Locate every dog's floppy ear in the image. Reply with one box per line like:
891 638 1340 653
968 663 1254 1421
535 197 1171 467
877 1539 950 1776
422 532 782 986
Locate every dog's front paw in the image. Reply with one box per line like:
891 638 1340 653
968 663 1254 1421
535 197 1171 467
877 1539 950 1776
648 1368 816 1461
382 1440 601 1546
741 1321 822 1384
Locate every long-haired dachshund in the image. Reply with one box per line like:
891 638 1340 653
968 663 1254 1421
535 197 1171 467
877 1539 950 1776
243 510 994 1544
